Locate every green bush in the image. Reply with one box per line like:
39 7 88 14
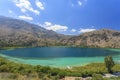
50 68 60 76
92 73 103 80
58 71 66 79
104 56 115 73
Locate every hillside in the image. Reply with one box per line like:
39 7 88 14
0 16 120 48
65 29 120 48
0 16 69 48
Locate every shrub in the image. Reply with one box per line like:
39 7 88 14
104 56 115 73
58 71 66 79
92 73 103 80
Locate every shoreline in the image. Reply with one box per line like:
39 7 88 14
0 53 103 69
1 46 120 51
0 53 115 69
0 47 120 69
0 53 120 80
0 53 103 68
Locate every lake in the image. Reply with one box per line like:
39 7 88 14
0 47 120 68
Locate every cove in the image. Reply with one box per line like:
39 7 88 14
0 47 120 68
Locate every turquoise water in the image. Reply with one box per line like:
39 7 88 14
0 47 120 68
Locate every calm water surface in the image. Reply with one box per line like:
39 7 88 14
0 47 120 68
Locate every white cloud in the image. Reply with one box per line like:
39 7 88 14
8 10 13 14
79 28 96 33
21 8 26 13
43 22 68 32
18 15 33 20
44 22 52 26
71 29 77 32
78 0 82 6
13 0 40 15
36 0 44 10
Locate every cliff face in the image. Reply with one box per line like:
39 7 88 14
66 29 120 48
0 16 120 48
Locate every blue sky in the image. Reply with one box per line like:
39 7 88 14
0 0 120 35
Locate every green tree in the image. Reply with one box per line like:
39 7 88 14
104 56 115 73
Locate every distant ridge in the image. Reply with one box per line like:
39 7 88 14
65 29 120 48
0 16 120 48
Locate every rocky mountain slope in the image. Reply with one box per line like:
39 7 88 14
0 16 120 48
65 29 120 48
0 16 69 48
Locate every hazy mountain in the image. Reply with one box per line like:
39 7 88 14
65 29 120 48
0 16 120 48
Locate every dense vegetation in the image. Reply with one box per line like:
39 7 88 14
0 56 120 80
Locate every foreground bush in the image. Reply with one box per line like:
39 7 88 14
92 73 104 80
0 57 120 79
104 56 115 73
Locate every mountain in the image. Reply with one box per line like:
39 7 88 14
0 16 120 48
0 16 70 48
65 29 120 48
